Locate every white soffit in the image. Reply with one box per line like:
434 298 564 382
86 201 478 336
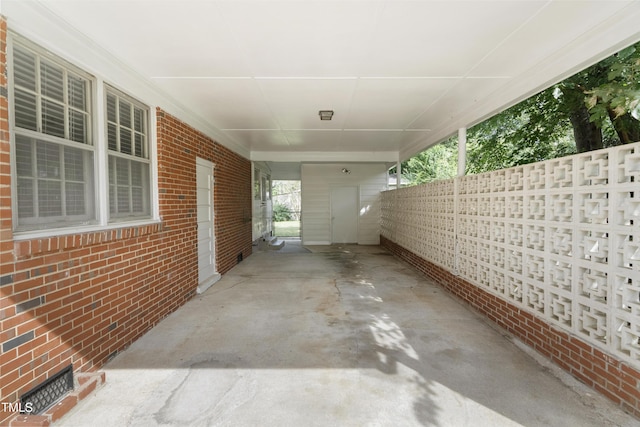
4 0 640 163
155 78 278 130
345 78 457 130
223 130 290 151
255 78 358 130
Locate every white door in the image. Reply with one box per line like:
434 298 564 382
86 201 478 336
196 158 218 293
331 186 358 244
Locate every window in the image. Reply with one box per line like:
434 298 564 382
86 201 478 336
106 88 150 219
254 168 261 200
10 36 153 233
11 40 96 231
261 174 271 202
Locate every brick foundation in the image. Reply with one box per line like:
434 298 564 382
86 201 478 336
381 235 640 418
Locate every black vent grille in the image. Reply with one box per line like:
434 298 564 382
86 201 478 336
21 365 73 414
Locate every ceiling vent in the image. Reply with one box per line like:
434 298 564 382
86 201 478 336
319 110 334 121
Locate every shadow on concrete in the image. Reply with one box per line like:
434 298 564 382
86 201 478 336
57 245 635 426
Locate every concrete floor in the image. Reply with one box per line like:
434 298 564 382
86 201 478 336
58 243 638 426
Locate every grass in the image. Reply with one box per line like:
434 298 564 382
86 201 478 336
273 220 300 237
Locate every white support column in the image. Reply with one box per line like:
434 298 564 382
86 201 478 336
396 160 402 188
454 127 466 276
457 127 467 177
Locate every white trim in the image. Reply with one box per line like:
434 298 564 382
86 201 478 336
149 107 160 221
197 273 221 295
10 33 99 230
12 219 163 241
95 77 108 225
195 157 218 291
251 151 398 162
7 31 18 232
8 32 161 235
457 127 466 177
104 85 153 221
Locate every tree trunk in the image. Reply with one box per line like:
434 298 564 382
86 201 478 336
608 111 640 145
569 103 603 153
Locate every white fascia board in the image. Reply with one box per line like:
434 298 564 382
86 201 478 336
251 151 399 163
2 1 249 159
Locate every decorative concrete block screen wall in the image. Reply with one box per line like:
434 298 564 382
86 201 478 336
381 142 640 416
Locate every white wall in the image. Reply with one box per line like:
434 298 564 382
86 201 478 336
301 163 387 245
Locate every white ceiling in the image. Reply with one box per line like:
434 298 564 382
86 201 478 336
8 1 640 166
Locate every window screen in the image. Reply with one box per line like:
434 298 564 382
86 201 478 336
106 87 150 219
12 40 95 231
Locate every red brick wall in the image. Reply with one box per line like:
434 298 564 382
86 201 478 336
0 17 18 425
0 25 252 422
381 235 640 418
156 109 252 274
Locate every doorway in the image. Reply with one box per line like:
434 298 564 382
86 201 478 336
331 186 358 244
196 157 220 293
272 180 301 238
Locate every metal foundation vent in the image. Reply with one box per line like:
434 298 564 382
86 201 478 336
21 365 73 414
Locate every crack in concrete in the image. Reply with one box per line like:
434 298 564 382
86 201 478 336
206 278 251 295
201 372 247 425
152 370 191 426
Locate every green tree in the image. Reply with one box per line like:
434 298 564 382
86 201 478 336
272 180 301 219
552 43 640 152
398 41 640 183
585 44 640 145
272 203 292 222
395 138 458 185
466 87 576 174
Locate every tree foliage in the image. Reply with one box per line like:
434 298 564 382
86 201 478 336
399 41 640 185
466 88 576 174
272 180 301 220
398 138 458 185
272 203 293 221
585 44 640 145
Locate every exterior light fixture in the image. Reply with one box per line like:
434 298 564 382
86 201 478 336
341 168 351 174
319 110 334 121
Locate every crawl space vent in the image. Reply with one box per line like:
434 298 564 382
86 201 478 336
21 365 73 414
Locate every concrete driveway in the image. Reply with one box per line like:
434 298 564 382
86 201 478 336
58 243 637 426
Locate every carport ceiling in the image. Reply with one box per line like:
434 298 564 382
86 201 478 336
29 1 640 162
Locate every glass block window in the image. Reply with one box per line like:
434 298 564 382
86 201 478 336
106 87 151 219
11 39 95 231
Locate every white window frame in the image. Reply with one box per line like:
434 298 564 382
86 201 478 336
105 85 152 221
9 33 160 239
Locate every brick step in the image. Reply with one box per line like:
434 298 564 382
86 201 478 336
255 236 286 251
267 236 285 250
10 372 106 427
